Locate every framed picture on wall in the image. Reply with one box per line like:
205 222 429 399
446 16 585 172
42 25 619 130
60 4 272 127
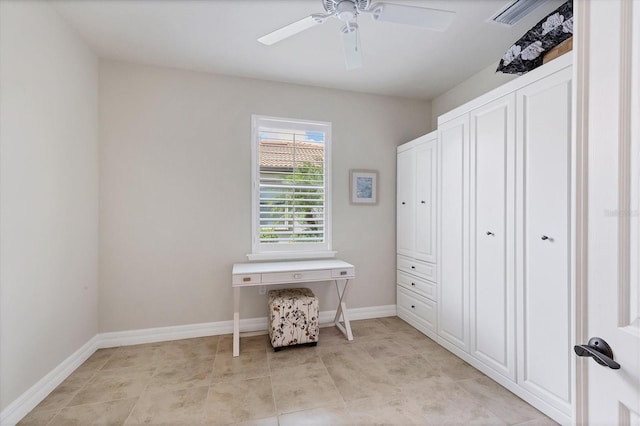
349 169 378 205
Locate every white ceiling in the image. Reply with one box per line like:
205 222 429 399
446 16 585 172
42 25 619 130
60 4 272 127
52 0 563 100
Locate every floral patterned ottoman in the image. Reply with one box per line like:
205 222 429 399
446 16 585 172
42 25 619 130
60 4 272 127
268 288 319 351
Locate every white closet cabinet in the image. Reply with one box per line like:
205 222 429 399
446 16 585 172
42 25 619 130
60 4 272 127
516 66 573 415
437 116 469 352
396 147 415 257
469 93 516 381
397 132 438 339
433 55 573 424
397 132 437 263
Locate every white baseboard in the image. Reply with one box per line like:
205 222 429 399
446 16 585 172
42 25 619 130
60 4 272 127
98 304 397 348
0 336 99 426
97 319 242 348
0 305 396 425
333 304 397 321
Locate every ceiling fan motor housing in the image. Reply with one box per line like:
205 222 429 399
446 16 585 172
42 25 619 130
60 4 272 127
323 0 371 19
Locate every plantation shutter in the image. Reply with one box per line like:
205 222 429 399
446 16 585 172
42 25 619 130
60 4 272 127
257 126 326 245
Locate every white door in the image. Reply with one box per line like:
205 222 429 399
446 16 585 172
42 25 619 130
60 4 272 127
469 93 516 380
397 148 415 257
579 0 640 423
438 114 470 352
415 136 437 263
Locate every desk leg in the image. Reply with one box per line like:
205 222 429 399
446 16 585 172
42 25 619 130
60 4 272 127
333 279 353 341
233 287 240 357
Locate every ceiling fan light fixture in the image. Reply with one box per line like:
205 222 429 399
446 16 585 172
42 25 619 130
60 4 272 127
336 1 358 22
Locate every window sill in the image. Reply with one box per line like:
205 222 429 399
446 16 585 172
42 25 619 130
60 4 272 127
246 251 337 262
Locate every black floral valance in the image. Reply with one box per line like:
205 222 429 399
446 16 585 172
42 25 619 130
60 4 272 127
497 0 573 75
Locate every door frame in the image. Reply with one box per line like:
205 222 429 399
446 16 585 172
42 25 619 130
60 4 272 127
573 0 589 423
573 0 638 423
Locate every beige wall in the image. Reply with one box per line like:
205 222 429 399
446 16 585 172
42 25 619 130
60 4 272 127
431 62 517 128
99 60 431 332
0 1 99 411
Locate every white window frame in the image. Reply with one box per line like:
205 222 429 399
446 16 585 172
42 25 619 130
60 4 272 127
248 115 335 261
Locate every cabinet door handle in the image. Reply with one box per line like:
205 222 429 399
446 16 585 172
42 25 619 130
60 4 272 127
541 235 550 241
411 305 416 309
401 201 406 205
411 282 416 286
411 266 415 269
486 231 495 236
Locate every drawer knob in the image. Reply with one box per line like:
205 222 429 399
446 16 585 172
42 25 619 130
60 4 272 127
486 231 495 236
411 282 416 286
401 201 406 205
421 200 426 204
340 271 347 276
411 266 416 269
411 305 416 309
243 277 251 282
541 235 551 241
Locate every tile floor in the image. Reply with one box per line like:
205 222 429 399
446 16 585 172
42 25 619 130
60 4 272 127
18 317 557 425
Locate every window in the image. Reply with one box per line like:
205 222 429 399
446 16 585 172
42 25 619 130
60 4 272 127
249 115 333 260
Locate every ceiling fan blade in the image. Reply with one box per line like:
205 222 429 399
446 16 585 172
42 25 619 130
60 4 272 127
341 23 362 71
368 2 455 30
258 14 329 46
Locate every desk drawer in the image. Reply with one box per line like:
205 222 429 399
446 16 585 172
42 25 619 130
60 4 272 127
397 271 436 301
261 269 332 284
232 273 261 286
397 255 437 282
332 267 355 278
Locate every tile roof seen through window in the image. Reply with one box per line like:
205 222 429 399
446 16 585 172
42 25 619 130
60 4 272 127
259 140 324 169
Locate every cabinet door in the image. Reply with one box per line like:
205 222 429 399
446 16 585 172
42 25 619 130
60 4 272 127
516 67 572 414
438 114 470 352
415 137 437 263
397 148 415 257
469 93 516 380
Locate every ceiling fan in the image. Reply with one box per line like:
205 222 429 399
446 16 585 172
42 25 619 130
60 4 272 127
257 0 456 70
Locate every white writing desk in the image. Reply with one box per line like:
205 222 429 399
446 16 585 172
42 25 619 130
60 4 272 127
231 259 355 357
